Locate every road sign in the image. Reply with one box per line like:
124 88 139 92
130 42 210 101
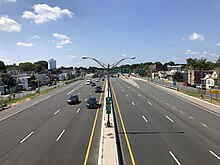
210 89 219 94
106 97 111 104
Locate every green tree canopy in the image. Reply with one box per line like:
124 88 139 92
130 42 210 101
34 60 48 70
0 61 6 71
19 62 35 71
1 73 16 87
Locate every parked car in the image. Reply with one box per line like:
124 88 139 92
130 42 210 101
67 94 80 104
183 82 190 86
95 86 102 93
86 96 98 108
196 84 206 90
190 84 197 88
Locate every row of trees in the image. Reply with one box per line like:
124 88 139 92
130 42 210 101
0 61 48 73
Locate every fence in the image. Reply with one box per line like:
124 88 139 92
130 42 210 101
0 82 65 103
143 77 220 99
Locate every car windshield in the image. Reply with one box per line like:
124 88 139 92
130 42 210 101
69 95 77 100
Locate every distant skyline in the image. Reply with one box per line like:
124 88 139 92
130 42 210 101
0 0 220 67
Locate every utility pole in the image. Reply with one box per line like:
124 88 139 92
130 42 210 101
82 56 135 127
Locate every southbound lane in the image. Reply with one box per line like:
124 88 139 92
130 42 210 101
0 79 105 165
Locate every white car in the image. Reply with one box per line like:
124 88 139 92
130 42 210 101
86 80 91 85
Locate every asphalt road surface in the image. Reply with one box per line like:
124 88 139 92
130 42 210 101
111 78 220 165
0 79 105 165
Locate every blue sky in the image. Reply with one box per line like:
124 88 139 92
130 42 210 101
0 0 220 67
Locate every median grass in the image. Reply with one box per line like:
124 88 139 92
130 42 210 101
184 91 201 97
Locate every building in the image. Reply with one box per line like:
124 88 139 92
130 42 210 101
188 69 213 85
49 59 56 70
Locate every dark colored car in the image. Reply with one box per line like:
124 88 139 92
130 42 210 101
67 94 79 104
86 96 98 109
91 82 96 86
95 86 102 93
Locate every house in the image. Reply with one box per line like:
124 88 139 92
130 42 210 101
205 71 219 89
187 69 213 85
158 71 167 79
35 73 50 86
0 79 8 95
149 64 167 71
16 74 32 90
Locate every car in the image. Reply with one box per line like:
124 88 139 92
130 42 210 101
183 82 190 86
95 86 102 93
86 96 98 108
67 94 80 104
96 79 99 82
190 84 197 88
196 84 206 90
86 80 91 85
91 82 96 86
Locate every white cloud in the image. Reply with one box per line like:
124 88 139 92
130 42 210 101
1 0 17 2
22 4 73 24
185 50 198 55
53 33 72 48
0 16 21 32
203 51 209 54
68 55 76 59
54 45 63 49
215 43 220 46
188 32 205 41
16 42 33 47
31 35 40 39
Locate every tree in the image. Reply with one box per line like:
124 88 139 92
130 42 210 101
216 56 220 67
0 61 6 72
164 61 175 66
34 60 48 70
34 63 43 73
173 72 184 82
1 73 16 88
19 62 35 71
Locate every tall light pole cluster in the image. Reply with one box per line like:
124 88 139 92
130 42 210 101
82 56 135 127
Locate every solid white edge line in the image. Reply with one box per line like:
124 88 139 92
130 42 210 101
169 151 181 165
166 115 174 123
20 131 34 143
209 150 220 160
54 109 60 115
132 102 135 106
134 77 220 117
76 108 80 113
56 130 65 141
0 95 51 122
148 101 152 105
142 116 148 123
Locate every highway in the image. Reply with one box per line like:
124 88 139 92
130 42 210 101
0 77 219 165
111 78 220 165
0 80 105 165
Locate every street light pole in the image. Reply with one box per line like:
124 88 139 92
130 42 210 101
82 56 135 127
